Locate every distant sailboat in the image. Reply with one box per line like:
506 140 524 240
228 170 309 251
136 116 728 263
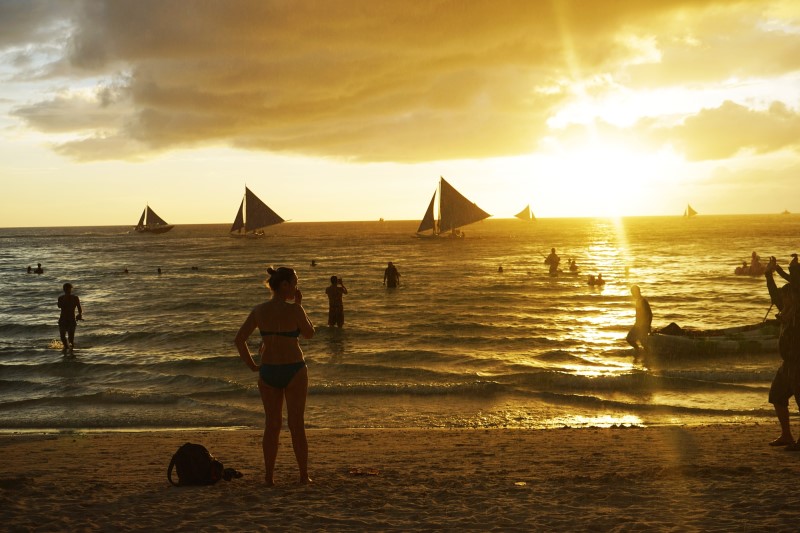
684 204 698 217
514 204 535 221
134 205 174 234
230 186 284 237
781 209 791 215
416 177 491 238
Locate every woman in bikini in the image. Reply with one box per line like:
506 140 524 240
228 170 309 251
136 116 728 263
235 266 315 485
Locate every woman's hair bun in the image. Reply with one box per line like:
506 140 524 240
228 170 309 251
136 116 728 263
266 266 277 275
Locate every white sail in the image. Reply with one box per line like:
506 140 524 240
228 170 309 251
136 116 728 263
416 177 490 236
514 204 534 221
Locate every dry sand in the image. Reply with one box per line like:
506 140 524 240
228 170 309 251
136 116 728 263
2 424 800 531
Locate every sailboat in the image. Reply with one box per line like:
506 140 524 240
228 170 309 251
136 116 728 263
416 177 491 238
134 205 174 234
514 204 535 221
684 204 698 217
230 186 285 238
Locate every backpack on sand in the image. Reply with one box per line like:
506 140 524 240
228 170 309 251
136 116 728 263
167 442 242 486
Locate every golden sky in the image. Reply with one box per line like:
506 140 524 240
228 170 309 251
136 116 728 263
1 0 799 226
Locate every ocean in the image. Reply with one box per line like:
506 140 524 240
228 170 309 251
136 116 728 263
1 215 798 431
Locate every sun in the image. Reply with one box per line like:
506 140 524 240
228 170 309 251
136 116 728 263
531 137 679 218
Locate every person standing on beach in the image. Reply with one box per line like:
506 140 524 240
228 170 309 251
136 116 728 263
626 285 652 356
58 283 83 356
234 266 315 485
325 275 348 328
764 256 800 449
383 262 401 288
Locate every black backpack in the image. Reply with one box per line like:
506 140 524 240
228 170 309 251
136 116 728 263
167 442 241 486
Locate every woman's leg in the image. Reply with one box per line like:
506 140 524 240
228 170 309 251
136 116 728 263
258 379 284 485
284 366 311 483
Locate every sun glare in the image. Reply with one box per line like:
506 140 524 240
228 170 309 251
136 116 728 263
537 140 653 218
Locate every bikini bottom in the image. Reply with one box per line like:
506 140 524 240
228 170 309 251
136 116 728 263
259 361 306 389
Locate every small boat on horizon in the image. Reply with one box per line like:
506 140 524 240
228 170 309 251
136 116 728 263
416 177 491 238
683 204 698 217
514 204 535 221
230 186 284 238
134 205 174 234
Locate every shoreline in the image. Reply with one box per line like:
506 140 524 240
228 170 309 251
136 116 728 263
2 424 799 531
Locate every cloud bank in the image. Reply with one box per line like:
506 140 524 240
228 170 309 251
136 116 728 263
2 0 799 162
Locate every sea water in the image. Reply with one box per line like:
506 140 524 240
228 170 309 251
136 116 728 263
1 215 798 431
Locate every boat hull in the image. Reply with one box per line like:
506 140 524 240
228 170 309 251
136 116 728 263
135 225 174 234
643 321 778 358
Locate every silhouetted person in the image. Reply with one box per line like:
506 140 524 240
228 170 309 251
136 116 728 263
325 275 348 328
234 266 315 485
383 262 401 288
58 283 83 356
544 248 560 276
765 255 800 449
27 266 32 274
626 285 652 356
33 263 44 275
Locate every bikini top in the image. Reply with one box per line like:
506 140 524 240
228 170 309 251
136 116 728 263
260 328 301 338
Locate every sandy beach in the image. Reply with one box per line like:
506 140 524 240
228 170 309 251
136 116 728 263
2 424 799 531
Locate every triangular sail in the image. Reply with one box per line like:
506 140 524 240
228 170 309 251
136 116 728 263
230 200 245 233
244 187 284 232
417 192 437 233
685 204 697 217
515 204 533 221
438 177 491 233
133 204 173 233
145 206 170 226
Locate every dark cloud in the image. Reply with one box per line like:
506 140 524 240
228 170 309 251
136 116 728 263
4 0 799 162
0 1 76 49
653 100 800 160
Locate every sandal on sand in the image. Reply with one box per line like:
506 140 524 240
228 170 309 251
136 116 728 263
769 437 794 446
785 442 800 451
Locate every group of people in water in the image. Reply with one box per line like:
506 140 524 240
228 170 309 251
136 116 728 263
735 251 767 276
543 248 608 286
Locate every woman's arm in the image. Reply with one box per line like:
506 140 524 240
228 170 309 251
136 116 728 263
234 310 259 372
765 271 783 311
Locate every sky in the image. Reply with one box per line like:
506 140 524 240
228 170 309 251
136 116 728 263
1 0 799 227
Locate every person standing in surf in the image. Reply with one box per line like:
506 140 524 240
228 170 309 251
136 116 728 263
626 285 652 356
234 266 315 485
544 248 560 276
325 275 348 328
383 262 401 288
57 283 83 356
